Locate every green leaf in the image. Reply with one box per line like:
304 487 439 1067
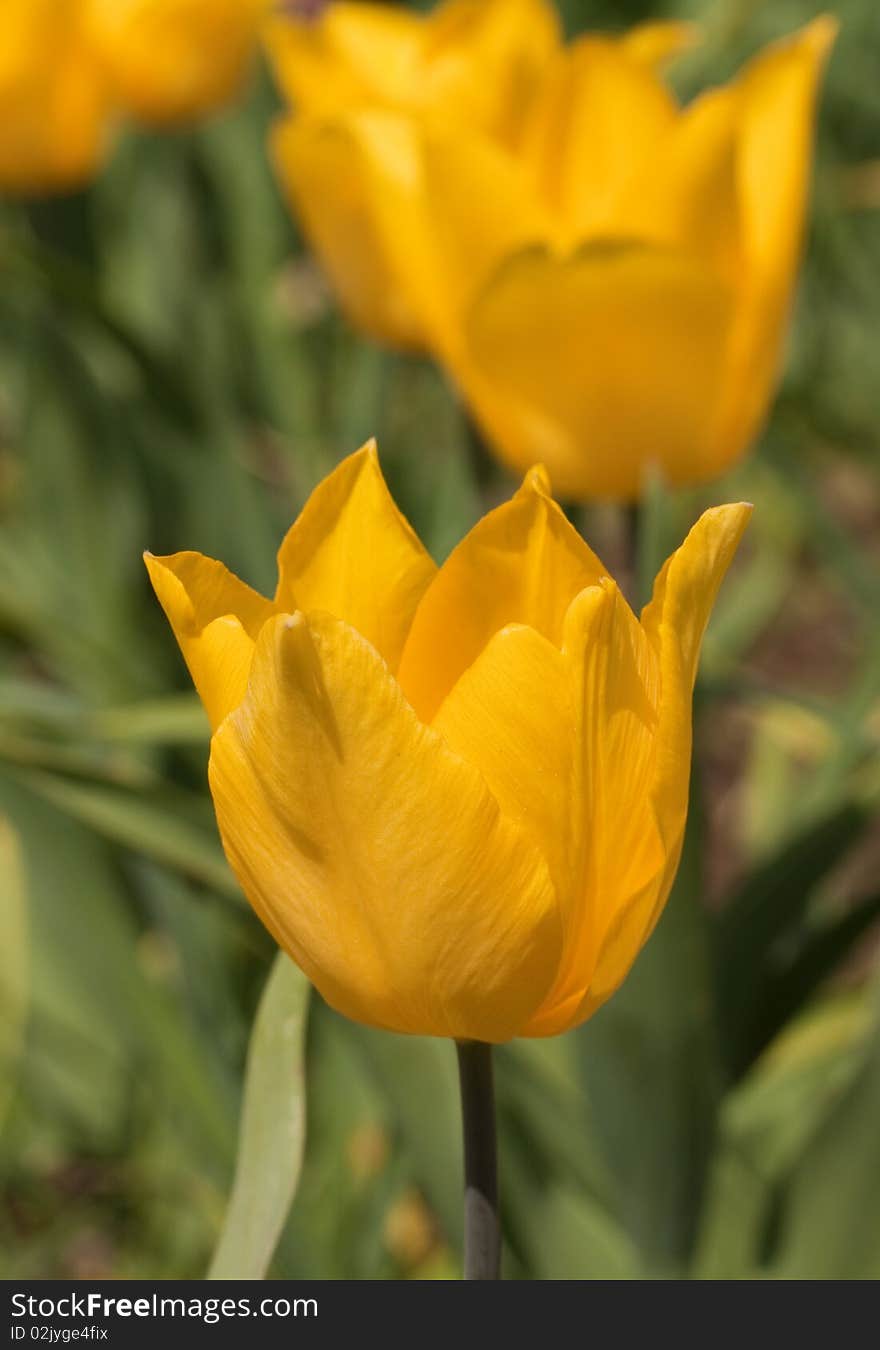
0 678 82 732
0 727 155 788
0 814 28 1128
208 953 310 1279
13 769 241 900
743 892 880 1063
0 229 198 431
527 1185 640 1280
718 803 868 957
89 694 209 745
347 1026 462 1247
0 772 237 1169
573 792 722 1269
497 1038 611 1202
693 994 873 1278
772 994 880 1278
714 802 869 1075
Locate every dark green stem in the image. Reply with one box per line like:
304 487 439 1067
455 1040 500 1280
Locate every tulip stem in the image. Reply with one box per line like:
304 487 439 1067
455 1040 501 1280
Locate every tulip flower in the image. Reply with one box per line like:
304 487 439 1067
0 0 110 195
271 12 835 498
145 443 750 1042
87 0 267 127
266 0 562 347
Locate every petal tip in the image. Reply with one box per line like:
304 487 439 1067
141 550 174 588
721 499 754 522
522 463 553 497
697 500 754 550
805 13 840 56
348 437 383 481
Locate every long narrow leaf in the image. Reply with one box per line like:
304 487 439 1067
208 954 310 1279
14 769 240 900
743 892 880 1064
0 815 28 1127
715 802 868 1073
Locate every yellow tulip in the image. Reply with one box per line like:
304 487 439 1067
271 14 835 498
87 0 266 127
146 443 750 1041
266 0 562 347
0 0 110 195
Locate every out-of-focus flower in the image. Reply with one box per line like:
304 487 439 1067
0 0 110 195
87 0 267 127
266 0 562 346
145 442 750 1040
272 12 835 499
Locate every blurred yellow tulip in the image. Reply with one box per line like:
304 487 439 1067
271 11 835 499
87 0 267 126
146 442 750 1040
0 0 111 195
266 0 562 346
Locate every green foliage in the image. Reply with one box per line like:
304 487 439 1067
208 955 310 1279
0 816 28 1131
1 0 878 1281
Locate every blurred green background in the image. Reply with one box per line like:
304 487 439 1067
1 0 879 1280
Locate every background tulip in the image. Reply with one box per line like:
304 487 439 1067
271 13 835 499
146 444 750 1042
267 0 561 347
87 0 267 126
0 0 110 195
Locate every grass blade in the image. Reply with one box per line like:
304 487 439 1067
208 953 310 1279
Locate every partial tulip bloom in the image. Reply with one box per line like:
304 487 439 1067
266 0 561 347
0 0 110 195
270 3 835 499
146 444 750 1042
87 0 267 127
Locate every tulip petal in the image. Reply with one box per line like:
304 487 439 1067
422 0 561 144
271 110 425 348
431 616 582 899
400 131 551 356
209 611 562 1041
571 503 752 1019
433 578 668 1040
266 2 423 111
397 466 606 721
433 579 660 909
736 17 836 301
88 0 262 126
522 36 678 244
274 442 436 672
144 551 273 730
529 584 666 1032
710 17 836 464
0 0 110 194
619 21 700 71
465 241 736 499
267 0 559 141
294 118 549 361
614 84 743 282
641 502 753 703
